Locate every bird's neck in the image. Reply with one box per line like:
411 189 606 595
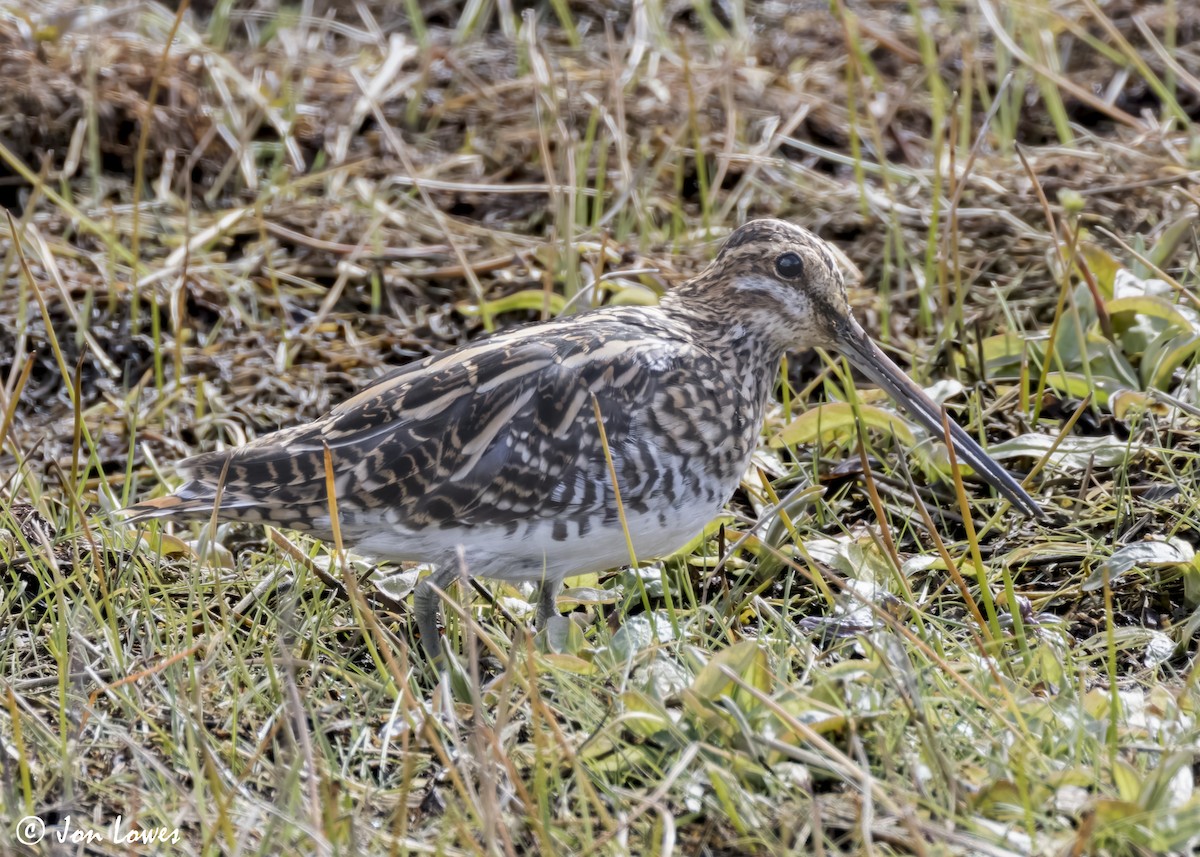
656 290 786 480
658 289 788 375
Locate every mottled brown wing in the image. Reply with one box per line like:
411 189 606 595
128 314 705 538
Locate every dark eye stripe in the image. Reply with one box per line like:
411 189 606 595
775 252 804 280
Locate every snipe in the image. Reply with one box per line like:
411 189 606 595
128 219 1043 663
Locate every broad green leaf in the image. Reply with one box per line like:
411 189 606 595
558 585 615 607
770 689 849 738
978 332 1037 377
687 640 770 700
539 652 595 673
561 570 602 590
605 283 660 306
578 728 660 772
666 514 737 559
971 778 1029 819
1030 637 1068 688
457 289 566 317
1038 369 1144 408
1083 537 1196 591
616 691 674 738
635 658 693 700
980 332 1031 363
1080 334 1141 389
136 530 196 558
1130 232 1152 279
1185 555 1200 607
988 433 1135 469
770 402 916 448
680 642 771 744
1109 389 1163 419
1146 332 1200 390
1147 212 1198 270
1078 242 1122 298
1047 283 1102 365
609 613 667 663
1106 295 1195 335
540 614 588 657
801 536 895 585
1113 760 1143 803
1108 296 1196 363
1091 798 1144 829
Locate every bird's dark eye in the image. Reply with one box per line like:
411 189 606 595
775 251 804 280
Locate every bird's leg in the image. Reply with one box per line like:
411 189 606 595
535 577 562 629
414 565 459 665
534 578 573 651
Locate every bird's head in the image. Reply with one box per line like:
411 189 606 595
669 218 1045 519
675 219 853 354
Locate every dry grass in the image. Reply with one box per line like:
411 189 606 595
1 1 1199 854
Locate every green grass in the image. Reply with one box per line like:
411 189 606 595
1 1 1199 855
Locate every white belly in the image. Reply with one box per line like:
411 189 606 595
349 499 719 584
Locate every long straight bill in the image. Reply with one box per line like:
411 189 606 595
837 320 1045 519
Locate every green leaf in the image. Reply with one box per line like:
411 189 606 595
616 691 674 739
540 615 588 659
980 332 1031 363
1147 213 1198 270
1109 389 1162 419
1091 798 1144 830
1080 334 1141 389
605 283 660 306
1038 371 1125 407
988 433 1136 469
1078 243 1123 299
801 536 895 585
457 289 566 317
679 641 771 747
687 640 770 702
1083 537 1196 592
979 332 1037 376
1106 295 1196 335
1108 296 1197 366
1112 760 1143 803
770 402 916 448
971 778 1028 819
609 613 668 663
1145 333 1200 391
1047 283 1102 366
665 514 737 559
1185 556 1200 607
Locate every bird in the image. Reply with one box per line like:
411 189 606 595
127 219 1044 664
